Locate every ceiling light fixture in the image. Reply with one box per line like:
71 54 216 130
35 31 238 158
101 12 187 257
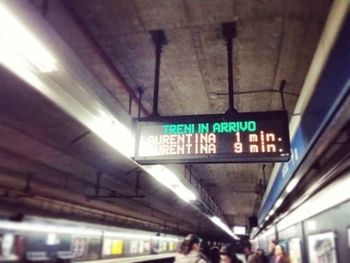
0 220 180 241
0 3 58 73
90 116 134 157
286 178 299 193
274 198 283 209
0 221 101 236
0 1 196 208
211 216 239 240
233 225 246 235
105 231 178 241
144 165 196 203
0 1 135 158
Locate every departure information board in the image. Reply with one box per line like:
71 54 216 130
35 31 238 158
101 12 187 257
134 111 290 164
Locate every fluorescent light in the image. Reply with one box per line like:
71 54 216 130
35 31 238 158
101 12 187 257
0 1 194 205
173 184 197 202
105 232 153 240
275 198 283 209
0 2 58 73
0 2 135 160
105 231 179 242
89 116 134 157
0 41 44 89
211 216 239 240
0 221 180 242
233 226 246 235
286 178 299 193
144 165 196 202
144 165 181 186
0 221 101 236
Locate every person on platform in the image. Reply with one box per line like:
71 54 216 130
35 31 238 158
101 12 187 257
243 247 262 263
174 234 208 263
207 246 220 263
257 248 268 263
267 240 278 263
219 245 242 263
271 245 290 263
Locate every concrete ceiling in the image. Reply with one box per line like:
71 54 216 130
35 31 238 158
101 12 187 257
0 0 332 238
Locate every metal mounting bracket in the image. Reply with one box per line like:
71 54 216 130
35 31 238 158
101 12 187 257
149 29 167 119
86 171 145 201
279 80 287 110
222 22 238 114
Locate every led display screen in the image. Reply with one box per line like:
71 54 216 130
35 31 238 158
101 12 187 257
134 111 290 164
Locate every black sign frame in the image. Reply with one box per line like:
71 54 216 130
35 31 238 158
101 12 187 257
134 111 291 164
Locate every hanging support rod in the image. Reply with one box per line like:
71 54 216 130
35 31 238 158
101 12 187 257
149 30 167 119
279 80 287 110
137 87 144 120
222 22 238 114
262 164 267 187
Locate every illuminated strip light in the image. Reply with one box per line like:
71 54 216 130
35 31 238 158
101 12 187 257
0 1 134 158
0 1 196 204
0 221 180 242
89 115 134 157
274 198 283 209
285 178 299 193
0 221 101 236
144 165 196 203
105 232 179 242
0 3 57 73
233 226 246 235
210 216 239 240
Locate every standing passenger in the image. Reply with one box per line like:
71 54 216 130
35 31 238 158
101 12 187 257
267 240 278 263
257 249 268 263
272 245 290 263
208 246 220 263
243 247 261 263
174 234 208 263
219 245 242 263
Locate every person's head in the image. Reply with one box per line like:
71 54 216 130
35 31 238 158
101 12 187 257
243 246 251 255
179 234 201 255
219 245 238 263
257 248 265 256
269 239 278 254
274 245 286 257
208 246 220 263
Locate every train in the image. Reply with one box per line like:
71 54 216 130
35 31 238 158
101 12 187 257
0 217 181 262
